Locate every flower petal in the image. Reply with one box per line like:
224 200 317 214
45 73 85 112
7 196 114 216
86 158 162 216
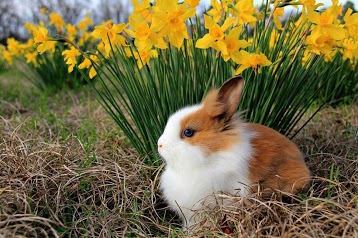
204 14 216 29
196 34 214 49
235 64 250 74
221 17 236 31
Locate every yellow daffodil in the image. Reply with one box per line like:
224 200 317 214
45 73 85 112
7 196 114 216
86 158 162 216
126 47 158 69
25 52 39 67
234 50 272 74
92 20 128 56
326 0 342 16
23 22 37 37
126 15 167 50
3 50 13 65
78 54 99 79
33 26 55 54
78 14 94 31
231 0 258 27
6 38 21 56
207 0 232 22
196 15 236 49
45 41 57 54
66 24 78 41
273 6 284 30
34 27 50 43
305 28 335 55
213 27 250 62
306 3 345 41
151 0 196 48
341 38 358 64
62 46 81 73
19 39 35 54
131 0 153 22
49 12 65 31
343 8 358 39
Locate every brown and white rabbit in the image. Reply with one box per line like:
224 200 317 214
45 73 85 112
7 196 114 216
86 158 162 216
158 76 310 230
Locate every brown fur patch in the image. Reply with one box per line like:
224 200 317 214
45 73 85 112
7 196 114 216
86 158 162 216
178 77 248 155
203 90 226 117
246 123 310 194
217 76 244 120
179 101 240 156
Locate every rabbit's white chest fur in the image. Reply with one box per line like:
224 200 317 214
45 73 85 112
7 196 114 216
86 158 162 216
160 138 252 227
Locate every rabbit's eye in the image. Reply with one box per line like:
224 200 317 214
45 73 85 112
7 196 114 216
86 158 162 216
183 128 195 138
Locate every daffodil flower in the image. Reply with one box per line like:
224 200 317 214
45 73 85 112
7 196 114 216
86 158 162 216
231 0 258 27
207 0 232 22
62 46 81 73
25 52 39 67
131 0 153 23
305 28 335 55
78 14 94 31
6 38 21 56
343 8 358 39
126 15 167 50
33 26 56 54
306 4 346 41
66 24 78 41
151 0 196 48
78 54 99 79
3 50 13 65
213 27 250 62
23 22 37 36
126 47 158 69
196 15 236 49
341 38 358 64
273 5 284 30
92 20 128 56
49 12 65 31
196 15 250 62
234 50 272 74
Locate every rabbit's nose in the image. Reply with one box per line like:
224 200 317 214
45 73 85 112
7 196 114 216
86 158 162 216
157 137 163 149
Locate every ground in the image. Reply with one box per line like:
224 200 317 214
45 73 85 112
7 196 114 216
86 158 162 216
0 68 357 237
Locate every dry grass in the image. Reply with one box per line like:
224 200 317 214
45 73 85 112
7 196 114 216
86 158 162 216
0 74 357 237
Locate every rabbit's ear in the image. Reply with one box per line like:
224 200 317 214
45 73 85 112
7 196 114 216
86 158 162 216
218 76 245 120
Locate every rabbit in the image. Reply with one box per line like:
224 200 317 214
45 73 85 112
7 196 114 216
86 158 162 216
157 76 310 230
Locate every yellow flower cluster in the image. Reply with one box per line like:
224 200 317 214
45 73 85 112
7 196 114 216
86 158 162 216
122 0 356 72
3 10 98 78
4 0 358 78
3 37 40 66
90 0 268 71
303 0 358 67
195 9 269 74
